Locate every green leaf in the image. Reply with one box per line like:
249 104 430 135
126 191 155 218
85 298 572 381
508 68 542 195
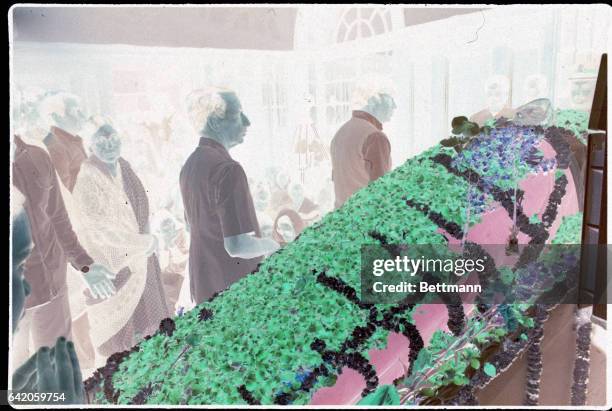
421 387 436 397
412 349 432 373
494 328 507 337
470 359 480 369
453 375 470 386
357 385 400 405
483 362 497 378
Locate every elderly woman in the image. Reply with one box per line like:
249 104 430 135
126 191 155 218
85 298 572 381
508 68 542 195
71 117 169 359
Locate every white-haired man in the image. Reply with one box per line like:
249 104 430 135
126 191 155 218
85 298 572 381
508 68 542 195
330 76 397 209
180 87 279 304
11 95 116 369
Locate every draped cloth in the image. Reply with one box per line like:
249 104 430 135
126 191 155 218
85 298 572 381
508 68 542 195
71 156 169 355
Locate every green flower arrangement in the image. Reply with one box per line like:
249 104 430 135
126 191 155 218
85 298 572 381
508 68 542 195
89 119 576 405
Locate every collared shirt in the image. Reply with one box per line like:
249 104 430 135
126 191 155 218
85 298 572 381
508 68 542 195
180 137 261 304
12 135 93 308
329 110 392 209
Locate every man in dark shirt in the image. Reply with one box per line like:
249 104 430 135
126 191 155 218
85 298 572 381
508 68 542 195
180 88 279 304
330 82 397 209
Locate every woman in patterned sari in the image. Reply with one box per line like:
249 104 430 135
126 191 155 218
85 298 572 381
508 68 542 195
71 117 169 361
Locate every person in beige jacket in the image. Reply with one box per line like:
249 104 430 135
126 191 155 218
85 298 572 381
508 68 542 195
330 77 397 209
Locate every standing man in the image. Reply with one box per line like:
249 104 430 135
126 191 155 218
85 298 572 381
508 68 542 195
180 87 279 304
11 121 116 370
330 77 397 209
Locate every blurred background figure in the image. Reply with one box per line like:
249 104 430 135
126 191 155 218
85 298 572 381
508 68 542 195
71 116 169 365
12 86 45 140
470 74 515 127
330 74 396 209
523 74 549 103
568 63 598 111
180 87 280 304
11 189 85 405
152 209 189 314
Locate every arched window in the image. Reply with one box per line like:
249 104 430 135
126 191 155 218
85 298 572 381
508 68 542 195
335 8 392 43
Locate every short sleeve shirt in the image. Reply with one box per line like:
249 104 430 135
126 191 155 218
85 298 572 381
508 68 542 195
180 137 261 304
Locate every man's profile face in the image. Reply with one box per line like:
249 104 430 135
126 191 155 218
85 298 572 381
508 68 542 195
378 94 397 123
218 92 251 149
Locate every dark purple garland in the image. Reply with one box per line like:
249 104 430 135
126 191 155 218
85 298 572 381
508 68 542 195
198 307 214 322
315 271 372 310
129 383 153 405
570 310 592 405
524 304 549 405
309 339 379 398
238 385 261 405
403 198 464 239
159 318 176 337
541 175 568 229
544 127 573 169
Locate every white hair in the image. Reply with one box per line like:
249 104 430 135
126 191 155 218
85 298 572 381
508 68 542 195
37 91 82 131
185 87 232 134
350 74 395 110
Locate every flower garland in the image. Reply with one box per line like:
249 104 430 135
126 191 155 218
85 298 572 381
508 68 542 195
524 304 549 405
570 308 592 405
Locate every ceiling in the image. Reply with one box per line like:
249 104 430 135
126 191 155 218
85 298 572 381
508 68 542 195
11 6 484 50
12 6 299 50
